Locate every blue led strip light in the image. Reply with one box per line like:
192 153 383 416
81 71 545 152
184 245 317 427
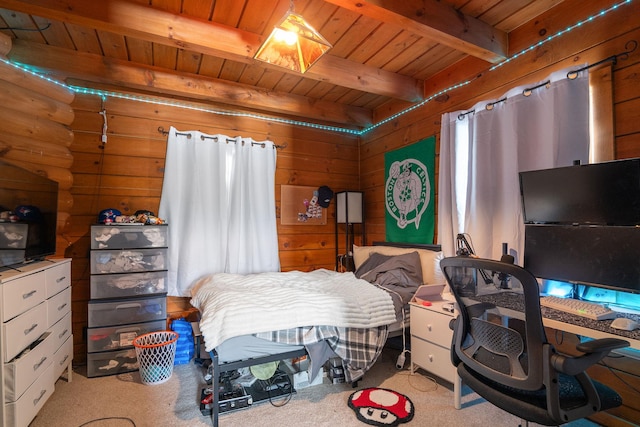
1 0 632 136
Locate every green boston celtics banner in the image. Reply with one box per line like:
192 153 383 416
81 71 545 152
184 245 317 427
385 136 436 243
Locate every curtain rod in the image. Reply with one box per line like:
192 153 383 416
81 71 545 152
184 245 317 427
157 126 287 149
457 40 637 120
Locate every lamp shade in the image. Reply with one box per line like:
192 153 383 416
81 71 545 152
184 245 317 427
254 12 332 73
336 191 363 224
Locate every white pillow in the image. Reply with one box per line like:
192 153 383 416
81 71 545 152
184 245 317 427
353 245 444 285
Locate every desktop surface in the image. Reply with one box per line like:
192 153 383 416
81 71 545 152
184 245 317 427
472 291 640 344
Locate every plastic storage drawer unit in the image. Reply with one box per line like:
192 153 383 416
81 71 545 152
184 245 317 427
87 348 138 378
91 225 168 249
88 296 166 327
87 319 166 352
90 271 167 299
90 248 167 274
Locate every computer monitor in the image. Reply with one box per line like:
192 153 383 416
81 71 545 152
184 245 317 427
524 224 640 295
519 158 640 225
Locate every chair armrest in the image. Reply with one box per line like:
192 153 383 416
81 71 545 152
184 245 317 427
576 338 629 354
551 338 629 376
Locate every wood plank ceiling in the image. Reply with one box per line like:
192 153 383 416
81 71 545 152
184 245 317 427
0 0 565 129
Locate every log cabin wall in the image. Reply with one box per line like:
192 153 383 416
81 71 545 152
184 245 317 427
358 2 640 425
67 93 359 364
360 0 640 245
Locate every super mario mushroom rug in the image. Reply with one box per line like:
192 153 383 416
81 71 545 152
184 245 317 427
348 388 414 426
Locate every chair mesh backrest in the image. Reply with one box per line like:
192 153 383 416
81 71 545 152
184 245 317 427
441 256 547 391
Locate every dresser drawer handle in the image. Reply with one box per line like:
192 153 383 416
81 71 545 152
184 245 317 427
22 290 37 299
56 276 66 283
24 323 38 335
59 329 69 339
33 356 48 371
33 389 47 406
59 354 69 366
57 302 68 311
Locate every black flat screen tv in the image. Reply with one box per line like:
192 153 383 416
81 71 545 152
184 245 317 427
524 224 640 294
519 158 640 225
0 160 58 268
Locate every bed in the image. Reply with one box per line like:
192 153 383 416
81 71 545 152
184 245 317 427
189 242 442 426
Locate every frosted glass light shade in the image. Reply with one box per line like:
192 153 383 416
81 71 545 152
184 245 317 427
254 12 332 73
336 191 363 224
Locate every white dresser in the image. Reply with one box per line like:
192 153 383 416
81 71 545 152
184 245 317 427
0 259 73 427
410 299 461 408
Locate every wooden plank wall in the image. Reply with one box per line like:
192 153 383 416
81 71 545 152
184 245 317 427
67 95 359 364
359 1 640 425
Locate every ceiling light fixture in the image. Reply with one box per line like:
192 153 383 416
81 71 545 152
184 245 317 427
254 2 332 73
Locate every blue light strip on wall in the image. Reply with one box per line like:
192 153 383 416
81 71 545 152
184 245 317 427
1 0 632 137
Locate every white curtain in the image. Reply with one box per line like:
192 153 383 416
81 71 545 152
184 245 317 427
438 68 590 264
159 127 280 296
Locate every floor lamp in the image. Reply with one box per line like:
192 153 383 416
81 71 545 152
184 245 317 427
335 191 364 271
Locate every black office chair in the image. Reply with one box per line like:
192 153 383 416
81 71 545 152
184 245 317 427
440 255 629 426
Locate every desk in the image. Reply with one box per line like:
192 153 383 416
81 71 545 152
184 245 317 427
471 292 640 352
451 292 640 409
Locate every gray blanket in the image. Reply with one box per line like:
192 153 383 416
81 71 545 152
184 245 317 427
355 251 423 320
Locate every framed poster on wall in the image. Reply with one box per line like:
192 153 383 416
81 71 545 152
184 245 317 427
281 185 327 225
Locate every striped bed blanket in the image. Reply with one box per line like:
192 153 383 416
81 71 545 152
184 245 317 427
190 269 397 382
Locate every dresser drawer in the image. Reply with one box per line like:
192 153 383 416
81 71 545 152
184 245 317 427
48 312 72 352
46 286 71 327
88 296 167 327
4 332 53 403
3 302 47 361
91 225 168 249
88 319 166 353
410 304 454 348
44 261 71 298
90 271 167 299
411 336 456 383
5 363 54 427
2 271 45 322
87 348 139 378
52 334 73 381
90 248 167 274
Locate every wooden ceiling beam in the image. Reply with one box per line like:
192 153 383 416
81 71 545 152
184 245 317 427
0 0 423 102
324 0 508 64
8 40 373 126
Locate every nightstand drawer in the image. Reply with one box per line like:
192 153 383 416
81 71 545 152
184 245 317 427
410 304 454 348
411 336 456 383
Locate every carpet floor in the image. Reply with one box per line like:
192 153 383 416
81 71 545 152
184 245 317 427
30 348 601 427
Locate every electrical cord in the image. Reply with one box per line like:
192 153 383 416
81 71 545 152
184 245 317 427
263 369 293 407
78 417 136 426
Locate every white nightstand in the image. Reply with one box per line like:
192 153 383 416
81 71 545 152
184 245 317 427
410 299 461 409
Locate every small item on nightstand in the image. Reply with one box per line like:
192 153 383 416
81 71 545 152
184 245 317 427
421 301 432 306
442 302 455 313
